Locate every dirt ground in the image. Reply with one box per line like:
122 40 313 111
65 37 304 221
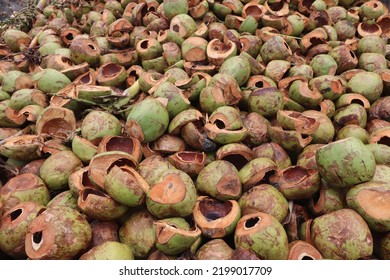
0 0 25 21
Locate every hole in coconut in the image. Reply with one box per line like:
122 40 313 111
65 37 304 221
245 6 262 16
216 41 232 53
245 217 260 228
82 171 95 188
302 255 314 260
378 18 390 33
302 0 314 9
106 137 134 154
128 69 137 77
102 63 121 76
41 118 71 139
281 68 291 80
10 208 22 221
111 30 123 37
312 190 321 205
373 3 378 8
350 99 365 107
80 74 91 84
349 50 356 58
60 57 70 64
337 114 359 126
149 72 163 82
301 133 310 140
140 40 148 49
215 120 226 129
268 1 284 11
284 42 291 50
194 120 204 131
39 147 57 159
193 60 209 66
315 14 329 27
350 8 359 14
177 152 204 163
289 112 302 118
309 37 324 47
65 33 74 41
33 231 43 244
107 158 136 173
284 166 308 182
200 199 232 221
172 24 180 32
82 188 105 201
140 4 148 17
158 29 167 37
255 81 264 88
257 170 276 185
223 154 249 170
88 44 96 50
362 23 380 33
378 136 390 146
61 56 73 66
